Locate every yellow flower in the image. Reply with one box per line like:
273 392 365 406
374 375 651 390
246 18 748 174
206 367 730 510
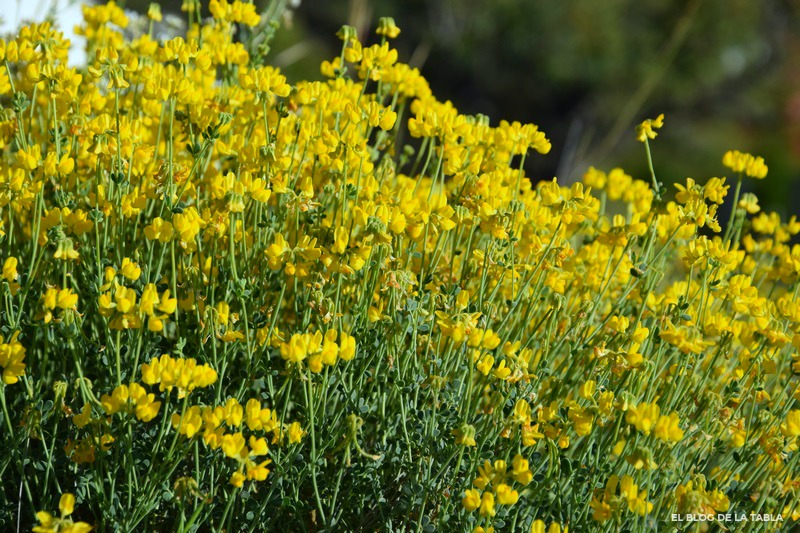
339 331 357 361
221 432 247 459
54 239 80 261
452 423 477 447
521 423 544 447
2 256 17 281
49 288 79 310
782 409 800 438
59 493 75 516
100 384 127 414
653 412 684 443
492 359 511 380
215 301 231 327
209 0 261 26
723 149 768 179
531 520 566 533
44 152 75 176
619 475 653 516
635 113 664 142
476 353 494 375
738 192 760 214
238 66 291 99
86 46 135 89
703 176 729 204
626 402 660 435
246 459 271 482
495 483 519 505
33 492 92 533
72 403 92 428
114 286 137 314
479 491 496 517
230 470 246 488
281 333 309 364
675 476 730 515
16 144 41 170
144 217 174 243
287 421 305 443
119 257 141 281
248 436 269 457
607 315 629 334
0 332 26 384
128 382 161 422
582 166 607 189
376 17 401 39
170 405 203 439
473 460 494 489
221 398 243 428
511 454 533 485
569 406 594 436
140 354 217 397
579 380 596 400
462 488 481 511
147 3 162 22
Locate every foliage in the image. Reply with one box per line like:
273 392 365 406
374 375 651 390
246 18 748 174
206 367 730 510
0 2 799 531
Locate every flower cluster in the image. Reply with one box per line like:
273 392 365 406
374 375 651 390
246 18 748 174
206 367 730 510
462 455 533 520
0 332 26 384
140 354 217 397
33 493 92 533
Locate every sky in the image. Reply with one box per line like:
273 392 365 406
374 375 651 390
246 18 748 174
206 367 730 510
0 0 86 64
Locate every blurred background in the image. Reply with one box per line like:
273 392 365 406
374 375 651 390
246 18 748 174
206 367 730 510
288 0 800 219
3 0 800 217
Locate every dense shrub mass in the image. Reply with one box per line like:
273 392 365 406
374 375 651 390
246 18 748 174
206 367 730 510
1 2 799 531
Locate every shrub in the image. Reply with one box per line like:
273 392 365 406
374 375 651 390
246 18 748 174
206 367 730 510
0 2 798 531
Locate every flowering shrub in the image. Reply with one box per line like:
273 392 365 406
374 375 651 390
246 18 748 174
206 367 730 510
1 2 799 531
